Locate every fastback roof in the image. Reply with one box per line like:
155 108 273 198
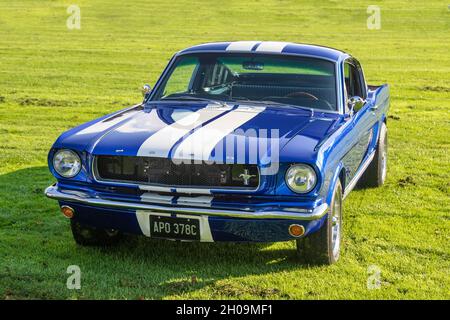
179 41 347 62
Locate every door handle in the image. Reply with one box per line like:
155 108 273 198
370 105 378 111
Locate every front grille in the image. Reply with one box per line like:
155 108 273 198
95 156 259 189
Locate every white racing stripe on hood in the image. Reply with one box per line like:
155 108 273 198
255 41 289 53
75 109 139 135
137 104 233 157
226 41 260 51
172 106 266 161
114 108 167 133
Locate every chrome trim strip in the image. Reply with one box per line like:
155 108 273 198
138 184 177 193
45 185 328 220
343 151 375 199
140 192 173 204
171 187 213 195
177 196 213 205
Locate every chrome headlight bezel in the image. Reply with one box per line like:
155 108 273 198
52 149 81 178
285 164 318 194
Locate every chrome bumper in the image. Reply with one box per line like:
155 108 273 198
44 184 329 220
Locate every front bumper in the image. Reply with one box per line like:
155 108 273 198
45 184 328 220
45 184 329 242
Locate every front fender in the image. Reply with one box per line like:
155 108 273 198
326 161 345 205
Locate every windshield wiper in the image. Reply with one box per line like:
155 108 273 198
234 99 313 113
159 95 227 106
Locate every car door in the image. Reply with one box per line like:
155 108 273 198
342 59 377 183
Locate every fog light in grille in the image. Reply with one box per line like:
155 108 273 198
60 206 75 219
289 224 305 237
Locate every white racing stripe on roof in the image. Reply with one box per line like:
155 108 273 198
172 106 266 161
255 41 290 53
136 104 233 157
226 41 260 51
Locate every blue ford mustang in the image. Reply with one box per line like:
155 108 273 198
45 41 389 264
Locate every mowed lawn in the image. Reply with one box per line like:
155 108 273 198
0 0 449 299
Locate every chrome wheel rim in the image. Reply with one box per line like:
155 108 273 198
331 191 342 258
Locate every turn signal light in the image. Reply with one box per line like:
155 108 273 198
289 224 305 237
60 206 75 219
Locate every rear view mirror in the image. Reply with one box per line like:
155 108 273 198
142 84 152 98
348 96 365 114
242 61 264 71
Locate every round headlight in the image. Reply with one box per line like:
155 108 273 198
53 149 81 178
285 164 317 193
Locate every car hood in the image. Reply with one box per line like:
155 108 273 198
54 101 341 165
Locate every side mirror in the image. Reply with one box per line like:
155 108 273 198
142 84 152 99
347 96 365 114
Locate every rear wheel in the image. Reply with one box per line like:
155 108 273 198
358 122 388 188
296 180 343 265
70 220 122 246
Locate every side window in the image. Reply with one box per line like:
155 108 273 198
344 61 364 100
162 57 198 97
344 62 351 98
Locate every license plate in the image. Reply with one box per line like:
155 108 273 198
149 215 200 241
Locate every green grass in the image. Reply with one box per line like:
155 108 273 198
0 0 449 299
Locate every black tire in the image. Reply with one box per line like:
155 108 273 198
296 180 343 265
70 220 122 246
358 122 388 188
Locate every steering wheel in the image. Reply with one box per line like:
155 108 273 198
286 91 334 110
261 91 334 110
285 91 319 100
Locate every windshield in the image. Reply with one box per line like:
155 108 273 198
151 53 337 111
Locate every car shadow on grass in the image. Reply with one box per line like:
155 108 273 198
1 166 317 299
92 236 307 298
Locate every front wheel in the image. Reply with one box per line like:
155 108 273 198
296 180 343 265
70 220 122 246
